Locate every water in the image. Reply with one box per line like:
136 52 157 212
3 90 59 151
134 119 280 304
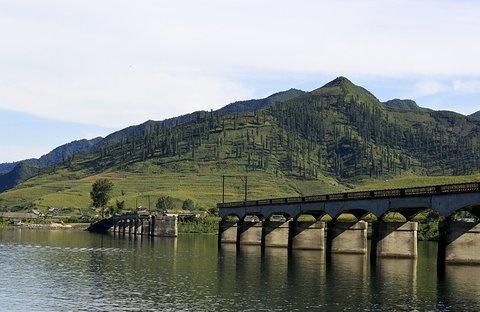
0 228 479 311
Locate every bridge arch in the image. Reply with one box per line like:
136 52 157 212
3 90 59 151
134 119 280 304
431 193 480 218
331 209 378 222
221 214 241 222
265 212 293 221
294 213 326 221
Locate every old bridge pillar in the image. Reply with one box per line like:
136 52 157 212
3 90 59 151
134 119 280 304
327 221 368 254
371 221 418 259
121 220 127 235
289 220 326 250
152 215 178 237
218 220 238 245
134 219 142 235
262 219 291 248
127 219 133 235
237 218 263 246
438 219 480 265
141 217 151 236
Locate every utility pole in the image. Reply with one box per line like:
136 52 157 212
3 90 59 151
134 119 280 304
244 175 248 202
222 175 225 204
221 175 248 204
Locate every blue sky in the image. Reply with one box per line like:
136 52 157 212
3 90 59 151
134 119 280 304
1 0 479 162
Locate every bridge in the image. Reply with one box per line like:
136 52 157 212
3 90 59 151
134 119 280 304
87 212 178 237
217 182 480 264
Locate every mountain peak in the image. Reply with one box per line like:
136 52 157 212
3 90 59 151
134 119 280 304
323 76 355 88
310 76 379 104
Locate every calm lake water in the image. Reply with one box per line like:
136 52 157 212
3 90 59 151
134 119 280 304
0 228 479 311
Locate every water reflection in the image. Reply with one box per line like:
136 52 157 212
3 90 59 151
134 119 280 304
438 265 480 309
372 258 417 309
325 253 370 308
1 228 480 311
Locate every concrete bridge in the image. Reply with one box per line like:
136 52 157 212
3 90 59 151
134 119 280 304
87 212 178 237
217 182 480 264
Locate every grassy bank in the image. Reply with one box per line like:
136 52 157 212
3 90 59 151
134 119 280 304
179 216 220 234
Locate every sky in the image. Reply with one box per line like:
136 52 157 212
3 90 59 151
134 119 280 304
1 0 480 162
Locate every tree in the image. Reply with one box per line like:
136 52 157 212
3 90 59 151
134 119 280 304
182 198 195 210
156 196 175 213
90 179 114 218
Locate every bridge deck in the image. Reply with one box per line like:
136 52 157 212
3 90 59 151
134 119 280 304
218 182 480 209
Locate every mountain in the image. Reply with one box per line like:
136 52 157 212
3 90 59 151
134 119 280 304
0 89 305 194
383 99 431 112
217 88 305 115
2 76 480 212
0 138 102 193
470 111 480 120
0 162 20 175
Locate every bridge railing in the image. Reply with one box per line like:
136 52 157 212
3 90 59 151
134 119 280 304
218 182 480 209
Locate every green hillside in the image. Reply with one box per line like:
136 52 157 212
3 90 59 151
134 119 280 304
1 77 480 214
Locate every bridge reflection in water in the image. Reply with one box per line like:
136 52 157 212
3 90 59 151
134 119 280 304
218 182 480 265
217 239 480 309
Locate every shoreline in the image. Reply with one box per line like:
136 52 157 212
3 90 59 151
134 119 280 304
2 223 91 231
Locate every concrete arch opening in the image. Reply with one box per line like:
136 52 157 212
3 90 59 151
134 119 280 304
222 214 240 223
333 209 377 222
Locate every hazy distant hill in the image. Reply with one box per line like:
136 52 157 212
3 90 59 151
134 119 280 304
2 76 480 211
0 162 20 175
0 138 102 192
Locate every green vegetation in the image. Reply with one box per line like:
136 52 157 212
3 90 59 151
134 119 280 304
156 195 175 212
182 198 195 210
90 179 114 218
179 216 220 234
1 76 480 233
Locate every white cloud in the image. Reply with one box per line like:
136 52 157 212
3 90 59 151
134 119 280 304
0 145 50 162
453 80 480 94
0 71 252 128
412 79 480 98
0 0 480 127
413 80 450 97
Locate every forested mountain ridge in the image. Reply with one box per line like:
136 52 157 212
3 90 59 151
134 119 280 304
470 111 480 120
0 162 20 175
382 99 431 112
0 138 102 192
0 89 304 193
40 76 480 180
1 76 480 211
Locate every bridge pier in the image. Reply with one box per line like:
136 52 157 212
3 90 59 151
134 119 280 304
121 220 127 235
371 221 418 259
438 219 480 264
127 219 133 235
142 218 151 236
238 220 263 246
152 215 178 237
134 219 142 235
263 220 290 248
290 220 326 250
327 221 368 254
218 220 238 244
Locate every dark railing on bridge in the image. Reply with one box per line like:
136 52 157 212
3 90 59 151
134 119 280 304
217 182 480 209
